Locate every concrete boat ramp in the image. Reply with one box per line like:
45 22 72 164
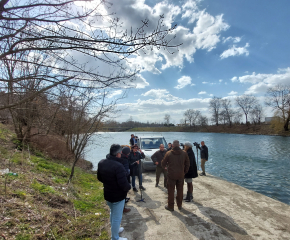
120 172 290 240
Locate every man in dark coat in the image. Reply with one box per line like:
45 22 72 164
121 147 131 213
130 134 135 146
198 141 209 176
97 144 131 240
183 142 198 202
161 140 190 211
129 144 145 192
151 144 167 188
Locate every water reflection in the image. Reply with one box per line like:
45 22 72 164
86 132 290 205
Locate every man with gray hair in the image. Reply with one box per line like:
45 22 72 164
97 144 131 240
161 140 190 211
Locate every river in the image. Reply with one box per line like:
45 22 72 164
85 132 290 205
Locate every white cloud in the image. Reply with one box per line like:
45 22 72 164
108 90 123 98
220 43 250 59
223 36 241 43
232 67 290 94
219 79 223 82
198 91 207 95
228 91 238 96
174 76 192 89
231 76 238 82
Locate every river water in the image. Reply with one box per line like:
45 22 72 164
85 132 290 205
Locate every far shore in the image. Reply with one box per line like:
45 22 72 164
104 123 290 137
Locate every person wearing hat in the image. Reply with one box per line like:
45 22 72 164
121 147 131 213
97 144 131 240
183 142 198 202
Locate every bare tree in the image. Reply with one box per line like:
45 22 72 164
220 99 235 126
184 109 200 126
235 95 258 124
250 104 263 125
209 96 221 126
164 114 170 125
197 115 208 126
265 85 290 131
0 0 181 110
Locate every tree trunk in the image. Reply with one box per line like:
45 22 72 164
284 117 289 131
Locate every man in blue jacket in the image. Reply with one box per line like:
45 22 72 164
97 144 131 240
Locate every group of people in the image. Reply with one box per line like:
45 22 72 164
97 135 208 240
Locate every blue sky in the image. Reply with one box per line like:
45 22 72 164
88 0 290 124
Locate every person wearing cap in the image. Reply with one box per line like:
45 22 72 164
121 147 131 213
129 144 146 192
161 140 190 211
167 143 172 151
97 144 131 240
151 144 168 188
183 142 198 202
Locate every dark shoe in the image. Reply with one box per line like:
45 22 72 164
183 191 190 201
178 206 182 210
133 187 138 192
199 172 206 176
123 207 131 213
165 205 174 211
185 193 193 202
125 197 130 203
155 183 158 187
140 186 146 190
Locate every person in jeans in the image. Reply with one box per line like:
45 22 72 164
97 144 131 240
198 141 209 176
161 140 189 211
151 144 167 188
129 144 146 192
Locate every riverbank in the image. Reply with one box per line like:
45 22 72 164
0 123 110 239
121 171 290 240
129 124 290 137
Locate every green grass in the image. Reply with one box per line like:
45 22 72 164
31 179 55 194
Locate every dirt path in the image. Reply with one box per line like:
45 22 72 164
120 172 290 240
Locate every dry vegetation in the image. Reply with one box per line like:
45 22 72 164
0 124 110 240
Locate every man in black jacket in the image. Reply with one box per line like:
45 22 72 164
198 141 209 176
97 144 131 240
129 144 145 192
151 144 167 188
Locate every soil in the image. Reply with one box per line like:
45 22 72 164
120 171 290 240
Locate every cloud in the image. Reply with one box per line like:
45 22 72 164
232 67 290 94
198 91 207 95
223 36 241 43
107 90 123 98
174 76 192 89
220 43 250 59
231 76 238 82
228 91 238 96
219 79 223 82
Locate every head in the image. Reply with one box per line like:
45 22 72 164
132 144 139 152
110 144 122 158
168 143 172 148
184 141 192 151
159 144 165 151
201 141 205 146
131 134 134 138
172 140 179 148
122 147 130 156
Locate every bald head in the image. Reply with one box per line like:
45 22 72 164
172 140 179 147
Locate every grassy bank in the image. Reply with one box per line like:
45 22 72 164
0 123 109 240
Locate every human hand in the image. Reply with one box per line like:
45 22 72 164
137 160 139 164
156 162 159 165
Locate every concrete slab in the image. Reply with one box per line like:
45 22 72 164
121 172 290 240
